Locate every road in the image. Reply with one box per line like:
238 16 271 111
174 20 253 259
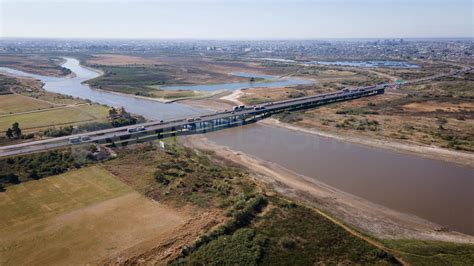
0 85 386 157
1 65 470 158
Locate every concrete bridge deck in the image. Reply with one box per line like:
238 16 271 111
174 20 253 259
0 85 387 157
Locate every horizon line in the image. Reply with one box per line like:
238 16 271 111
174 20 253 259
1 36 473 41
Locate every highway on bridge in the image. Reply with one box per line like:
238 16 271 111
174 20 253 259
0 64 470 158
0 85 387 157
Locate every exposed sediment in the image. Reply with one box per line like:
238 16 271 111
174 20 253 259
183 135 474 244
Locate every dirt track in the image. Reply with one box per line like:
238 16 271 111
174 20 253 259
182 135 474 244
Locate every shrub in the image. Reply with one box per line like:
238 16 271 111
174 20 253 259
0 147 94 187
43 126 74 137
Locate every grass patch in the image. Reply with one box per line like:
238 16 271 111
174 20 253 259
176 196 398 265
104 140 256 209
274 110 304 123
0 75 17 95
0 145 96 189
146 87 211 100
383 239 474 265
406 81 474 99
177 228 266 265
0 104 109 133
240 97 269 105
0 166 132 228
0 55 71 76
86 65 180 97
86 65 182 95
336 116 381 131
0 165 186 265
336 106 379 115
0 94 55 115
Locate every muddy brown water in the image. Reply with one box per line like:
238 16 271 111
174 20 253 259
206 124 474 236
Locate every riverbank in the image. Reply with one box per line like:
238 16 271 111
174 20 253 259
216 86 474 167
261 118 474 168
182 134 474 244
219 89 245 105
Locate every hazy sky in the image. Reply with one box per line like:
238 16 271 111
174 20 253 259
1 0 472 39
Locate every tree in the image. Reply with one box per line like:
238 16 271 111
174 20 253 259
0 173 20 184
108 107 117 117
29 170 40 180
118 107 127 116
11 122 21 139
5 128 13 139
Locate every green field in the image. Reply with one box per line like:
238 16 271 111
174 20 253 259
86 65 174 96
85 63 239 98
383 239 474 265
0 104 109 132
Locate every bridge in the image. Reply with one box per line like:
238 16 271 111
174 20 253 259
0 85 387 157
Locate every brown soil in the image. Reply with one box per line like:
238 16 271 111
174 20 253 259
182 135 474 244
99 209 225 265
181 97 234 111
402 101 474 113
0 191 191 265
273 90 474 153
239 87 314 103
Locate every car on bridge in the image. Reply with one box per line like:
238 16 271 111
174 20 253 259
128 126 147 133
68 136 92 145
233 105 246 111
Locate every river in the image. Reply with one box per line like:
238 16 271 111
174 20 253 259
1 57 472 236
0 58 207 121
259 58 419 68
206 124 474 235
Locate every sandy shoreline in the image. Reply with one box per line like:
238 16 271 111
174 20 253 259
219 89 245 105
183 135 474 244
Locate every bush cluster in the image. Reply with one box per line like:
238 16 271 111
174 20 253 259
0 146 95 188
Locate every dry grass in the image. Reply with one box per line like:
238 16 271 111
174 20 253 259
0 104 109 133
0 166 189 265
146 87 212 100
287 92 474 151
12 77 87 105
0 94 55 115
239 87 313 105
402 101 474 113
87 54 159 66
